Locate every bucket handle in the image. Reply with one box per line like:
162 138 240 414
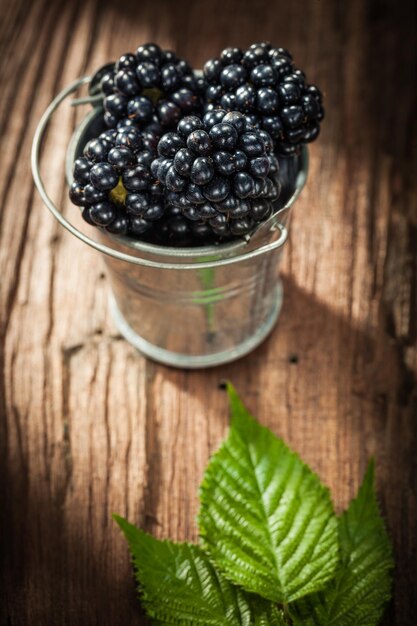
31 77 288 271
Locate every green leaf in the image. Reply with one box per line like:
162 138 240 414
252 605 288 626
290 460 393 625
198 384 339 604
113 514 287 625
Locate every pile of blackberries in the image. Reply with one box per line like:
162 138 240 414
69 42 324 246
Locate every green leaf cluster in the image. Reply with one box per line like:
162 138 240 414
114 384 393 625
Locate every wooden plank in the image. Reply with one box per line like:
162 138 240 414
0 0 416 624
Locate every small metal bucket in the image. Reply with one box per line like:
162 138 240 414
32 78 308 368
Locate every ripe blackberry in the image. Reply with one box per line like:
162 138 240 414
142 205 217 246
204 42 324 155
151 110 281 238
95 43 204 131
69 124 166 237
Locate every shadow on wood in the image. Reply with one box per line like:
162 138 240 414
3 275 413 625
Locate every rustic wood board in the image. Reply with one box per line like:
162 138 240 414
1 0 416 624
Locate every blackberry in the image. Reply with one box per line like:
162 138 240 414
96 43 204 131
69 124 166 238
204 42 324 155
151 110 281 238
143 205 217 246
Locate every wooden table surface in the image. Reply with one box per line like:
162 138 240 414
1 0 416 624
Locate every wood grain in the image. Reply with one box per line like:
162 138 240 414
1 0 416 624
